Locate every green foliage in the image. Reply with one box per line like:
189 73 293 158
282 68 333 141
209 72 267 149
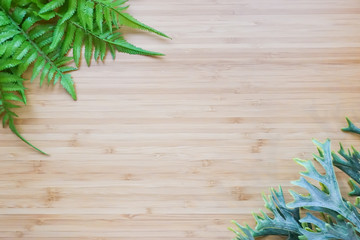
0 0 168 154
231 119 360 240
0 58 47 154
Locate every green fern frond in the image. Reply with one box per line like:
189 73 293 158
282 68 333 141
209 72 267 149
0 5 77 100
58 0 77 25
50 0 169 37
43 0 168 66
39 0 65 15
116 11 169 38
5 0 168 68
0 59 46 154
91 0 170 38
54 16 163 67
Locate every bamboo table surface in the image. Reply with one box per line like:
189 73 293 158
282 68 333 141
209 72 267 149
1 0 360 239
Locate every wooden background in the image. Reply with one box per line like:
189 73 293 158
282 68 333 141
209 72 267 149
1 0 360 239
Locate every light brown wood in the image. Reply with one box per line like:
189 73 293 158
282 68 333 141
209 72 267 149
1 0 360 239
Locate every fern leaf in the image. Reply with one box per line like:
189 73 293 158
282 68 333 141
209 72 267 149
0 6 77 99
111 7 120 29
91 0 170 38
103 6 112 33
113 37 164 56
117 12 170 38
28 24 52 40
93 37 101 61
36 11 56 21
73 27 85 66
39 0 65 14
2 35 25 58
0 72 22 84
95 3 103 33
40 62 51 86
60 22 76 55
0 29 20 44
59 73 76 100
58 0 77 25
8 118 47 154
0 10 11 26
12 7 27 23
85 35 93 66
99 38 107 60
3 92 24 103
50 22 67 50
49 0 166 66
0 58 22 71
84 1 95 31
2 113 10 128
58 16 163 66
59 66 77 72
21 14 41 31
77 0 87 29
30 56 46 81
2 0 12 12
0 62 46 154
14 44 31 60
17 49 38 75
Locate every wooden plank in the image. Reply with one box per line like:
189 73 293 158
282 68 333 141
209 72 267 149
1 0 360 238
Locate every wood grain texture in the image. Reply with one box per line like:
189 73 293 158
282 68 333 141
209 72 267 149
1 0 360 239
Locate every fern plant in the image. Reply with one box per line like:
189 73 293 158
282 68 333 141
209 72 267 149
231 118 360 240
0 0 169 154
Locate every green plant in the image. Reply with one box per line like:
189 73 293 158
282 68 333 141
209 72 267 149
231 118 360 240
0 0 169 154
